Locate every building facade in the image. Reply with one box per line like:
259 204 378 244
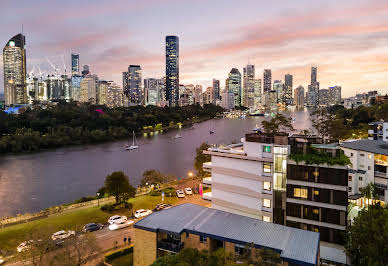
284 74 293 104
294 85 305 108
212 79 220 104
243 64 255 108
263 69 271 93
226 68 242 107
79 74 98 103
144 78 162 105
106 82 123 108
123 65 142 105
3 33 27 106
165 35 179 107
71 53 79 76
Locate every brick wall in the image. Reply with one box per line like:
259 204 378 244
134 228 157 266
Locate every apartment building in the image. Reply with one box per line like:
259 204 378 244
134 203 320 266
341 122 388 205
202 132 289 223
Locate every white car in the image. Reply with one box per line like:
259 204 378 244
108 215 127 225
51 230 76 241
176 190 185 198
17 240 37 253
108 220 134 231
134 209 152 218
0 256 4 265
184 188 193 195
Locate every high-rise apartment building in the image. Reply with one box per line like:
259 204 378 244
294 85 305 108
328 86 341 105
212 79 220 104
307 66 319 106
165 35 179 107
273 80 283 102
263 69 272 92
106 81 123 108
79 74 98 104
3 33 27 105
284 74 293 104
71 53 79 76
194 85 202 105
226 68 242 107
253 79 262 110
123 65 142 105
311 67 317 85
46 75 71 101
71 75 83 101
318 89 329 106
243 64 255 108
144 78 162 105
97 80 108 105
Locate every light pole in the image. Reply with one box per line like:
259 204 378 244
96 192 100 207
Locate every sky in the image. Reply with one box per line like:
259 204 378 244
1 0 388 97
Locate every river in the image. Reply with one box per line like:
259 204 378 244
0 109 312 218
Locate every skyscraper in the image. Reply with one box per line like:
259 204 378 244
71 53 79 76
263 69 271 92
311 66 317 85
144 78 162 105
226 68 242 107
3 33 27 105
212 79 220 104
79 74 98 103
307 66 319 106
243 64 255 108
165 35 179 107
284 74 293 104
123 65 142 105
294 85 305 108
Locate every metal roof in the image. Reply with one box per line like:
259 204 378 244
341 139 388 156
135 203 319 266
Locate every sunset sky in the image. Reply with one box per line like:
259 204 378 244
1 0 388 97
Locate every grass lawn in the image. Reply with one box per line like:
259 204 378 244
0 195 177 253
107 253 133 266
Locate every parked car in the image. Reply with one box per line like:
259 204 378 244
0 256 4 265
154 203 172 212
83 223 103 233
184 188 193 195
51 230 76 241
134 209 152 218
108 220 134 231
108 215 127 225
17 240 37 253
176 190 185 198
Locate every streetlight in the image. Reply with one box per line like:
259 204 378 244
96 192 100 207
188 171 194 178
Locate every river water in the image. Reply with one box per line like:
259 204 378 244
0 110 311 218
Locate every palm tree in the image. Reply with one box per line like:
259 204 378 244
360 183 379 208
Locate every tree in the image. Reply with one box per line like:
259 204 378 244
360 183 379 208
261 113 294 135
310 108 336 140
345 204 388 266
104 171 135 203
194 143 211 177
140 169 174 187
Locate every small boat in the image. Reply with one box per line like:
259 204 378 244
172 134 181 139
125 131 138 150
209 130 215 134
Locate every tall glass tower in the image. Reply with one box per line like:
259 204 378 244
165 35 179 107
3 33 27 105
71 53 79 76
123 65 142 105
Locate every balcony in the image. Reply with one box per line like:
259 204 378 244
157 239 184 253
375 171 387 178
203 192 212 201
203 162 212 172
261 206 272 213
261 189 273 195
203 177 212 186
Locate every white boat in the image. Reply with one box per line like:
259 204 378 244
126 131 138 150
172 134 181 139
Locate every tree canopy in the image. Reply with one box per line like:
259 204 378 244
140 169 175 187
104 171 135 203
194 143 211 177
261 113 294 135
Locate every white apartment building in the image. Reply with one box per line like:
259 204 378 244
341 122 388 205
202 133 289 222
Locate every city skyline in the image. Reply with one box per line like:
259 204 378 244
1 0 388 97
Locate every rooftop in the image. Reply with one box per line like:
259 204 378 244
135 203 320 266
341 139 388 156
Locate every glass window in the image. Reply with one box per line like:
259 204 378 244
360 154 365 157
263 145 271 153
368 166 371 170
294 188 308 198
304 172 309 180
350 153 353 157
348 187 352 192
313 209 319 215
263 182 271 191
200 235 207 243
263 163 271 173
263 199 271 208
368 154 372 159
314 189 319 196
348 176 352 181
263 216 271 222
235 244 245 256
359 176 363 181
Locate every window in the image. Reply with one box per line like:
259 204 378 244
368 166 371 170
200 235 207 243
350 153 353 157
304 172 309 180
263 163 271 173
314 189 319 196
360 153 365 157
348 187 352 192
263 216 271 222
313 209 319 215
263 145 271 153
294 188 308 198
348 176 352 181
368 154 372 159
263 182 271 191
235 244 245 256
313 227 319 232
359 176 363 181
263 199 271 208
359 187 362 192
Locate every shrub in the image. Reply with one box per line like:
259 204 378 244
105 246 133 261
101 202 133 213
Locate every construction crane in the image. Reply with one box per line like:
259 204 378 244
61 55 67 76
46 57 60 76
29 64 36 77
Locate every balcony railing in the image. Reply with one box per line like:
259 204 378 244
375 171 387 178
157 240 184 253
203 177 212 186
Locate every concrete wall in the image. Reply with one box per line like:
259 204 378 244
134 228 157 266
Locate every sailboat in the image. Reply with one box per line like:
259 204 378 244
172 134 182 139
125 131 138 150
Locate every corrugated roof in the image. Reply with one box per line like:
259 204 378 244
135 203 319 266
341 139 388 156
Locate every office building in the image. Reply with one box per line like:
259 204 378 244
212 79 220 104
243 64 255 108
106 82 123 108
134 203 320 266
79 74 98 103
194 85 202 105
46 75 71 101
122 65 142 105
294 85 305 108
253 79 262 110
273 80 283 101
71 75 83 101
71 53 79 76
81 65 90 76
263 69 271 92
328 86 341 105
318 89 329 106
221 91 234 110
307 67 319 106
284 74 293 104
3 33 27 105
144 78 162 105
226 68 242 107
97 80 108 105
165 35 179 107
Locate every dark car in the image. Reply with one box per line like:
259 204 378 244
154 203 172 212
83 223 103 232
